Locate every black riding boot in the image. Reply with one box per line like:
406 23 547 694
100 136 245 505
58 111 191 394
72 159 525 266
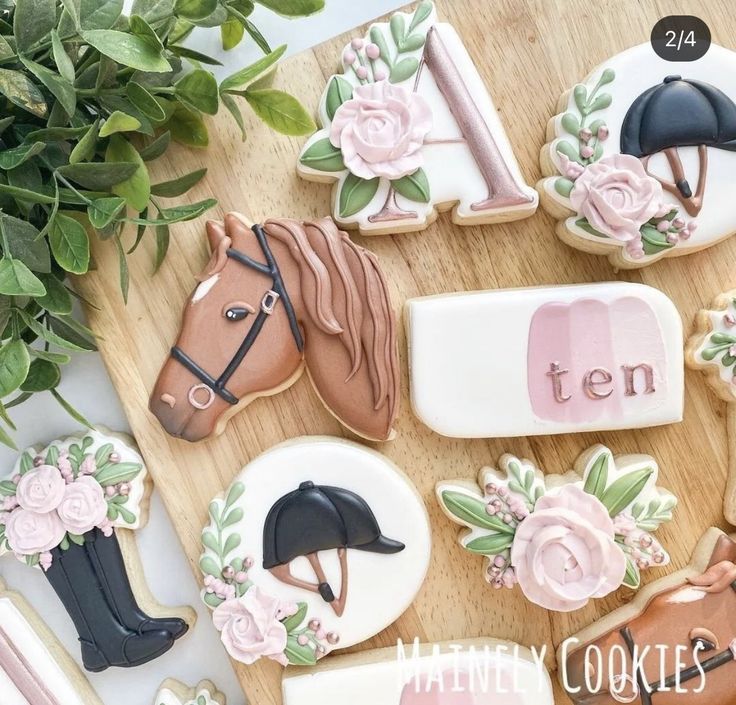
44 539 175 672
85 528 188 639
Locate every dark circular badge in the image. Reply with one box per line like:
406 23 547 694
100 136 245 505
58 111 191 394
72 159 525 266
651 16 711 62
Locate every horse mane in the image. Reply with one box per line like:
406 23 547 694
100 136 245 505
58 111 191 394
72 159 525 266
262 217 399 422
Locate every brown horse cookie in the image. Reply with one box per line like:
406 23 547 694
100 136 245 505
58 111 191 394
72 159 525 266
150 214 400 442
559 528 736 705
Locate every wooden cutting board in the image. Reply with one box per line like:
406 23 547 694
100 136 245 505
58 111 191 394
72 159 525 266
75 1 735 702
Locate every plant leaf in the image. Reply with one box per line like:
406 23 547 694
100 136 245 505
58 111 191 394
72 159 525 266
392 168 430 203
36 275 73 315
154 222 169 272
19 57 77 118
324 75 353 121
0 215 50 273
220 44 286 91
220 93 246 141
0 259 46 296
69 120 100 165
80 0 124 30
129 13 165 53
601 467 655 517
151 168 207 197
254 0 324 17
174 0 217 21
0 69 47 118
168 106 208 147
52 389 93 429
440 490 516 534
126 81 166 121
50 214 91 274
245 88 316 136
0 142 45 170
99 111 142 137
167 44 223 66
138 131 171 161
48 314 97 351
105 135 151 212
81 30 172 73
57 161 138 189
88 197 126 229
0 183 55 204
299 138 345 172
338 172 379 218
20 359 60 392
13 0 55 52
0 341 31 397
175 69 218 115
221 15 245 50
51 30 76 83
113 234 129 302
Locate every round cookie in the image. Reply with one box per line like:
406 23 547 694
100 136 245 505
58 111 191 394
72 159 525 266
538 42 736 268
199 437 431 666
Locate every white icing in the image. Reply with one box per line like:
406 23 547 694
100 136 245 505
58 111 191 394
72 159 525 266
282 641 554 704
692 293 736 399
297 5 537 233
200 437 431 658
539 43 736 267
406 282 683 437
155 686 220 705
0 596 88 705
192 275 220 304
666 586 707 605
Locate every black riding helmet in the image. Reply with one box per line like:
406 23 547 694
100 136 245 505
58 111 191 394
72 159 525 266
263 481 405 606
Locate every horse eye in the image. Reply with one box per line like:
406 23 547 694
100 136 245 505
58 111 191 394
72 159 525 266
690 627 718 652
225 307 249 322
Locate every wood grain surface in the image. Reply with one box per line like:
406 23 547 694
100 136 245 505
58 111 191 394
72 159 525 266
74 2 735 703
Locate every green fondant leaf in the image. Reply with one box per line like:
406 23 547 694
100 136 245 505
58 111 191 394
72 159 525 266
589 119 605 135
200 555 221 577
390 13 405 47
300 137 345 172
440 491 515 534
282 602 307 632
116 505 136 524
398 33 426 52
711 333 736 344
0 480 17 496
556 140 583 165
68 532 85 546
225 482 245 509
599 68 615 85
573 84 587 114
391 167 430 203
389 57 419 84
464 533 513 555
574 217 608 238
59 536 70 551
222 507 244 527
369 27 392 70
408 0 433 32
560 113 580 136
94 462 142 486
285 635 318 666
223 533 241 556
107 503 119 520
622 555 641 589
583 450 609 499
45 445 59 466
19 452 34 474
203 591 224 609
338 173 380 217
641 224 674 255
554 177 574 198
94 443 115 466
202 530 220 554
601 467 654 517
588 93 612 113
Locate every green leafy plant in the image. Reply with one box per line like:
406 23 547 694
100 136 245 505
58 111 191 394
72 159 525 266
0 0 322 447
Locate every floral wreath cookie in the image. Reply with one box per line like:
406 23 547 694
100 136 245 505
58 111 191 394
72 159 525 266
437 445 676 612
561 528 736 704
282 638 554 704
687 289 736 524
199 437 431 667
538 42 736 268
155 679 225 705
0 578 103 705
0 428 193 672
297 2 537 234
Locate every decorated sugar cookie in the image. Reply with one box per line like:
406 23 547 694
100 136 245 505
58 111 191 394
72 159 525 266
437 445 676 612
297 2 537 234
150 213 399 443
155 679 225 705
560 528 736 704
538 43 736 267
199 437 431 666
0 578 103 705
282 638 554 704
0 428 193 672
687 289 736 524
406 282 683 438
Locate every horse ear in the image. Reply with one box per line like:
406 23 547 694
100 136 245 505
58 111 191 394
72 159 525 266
198 221 231 281
708 534 736 568
206 220 226 252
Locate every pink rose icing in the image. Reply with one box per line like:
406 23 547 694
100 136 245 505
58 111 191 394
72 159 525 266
329 80 433 181
212 586 290 666
4 508 66 555
56 476 109 535
570 154 668 249
510 485 626 612
15 465 65 513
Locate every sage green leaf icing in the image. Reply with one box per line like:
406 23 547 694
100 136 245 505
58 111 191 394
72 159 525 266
391 168 430 203
338 173 380 217
300 138 346 172
601 467 654 517
325 75 353 122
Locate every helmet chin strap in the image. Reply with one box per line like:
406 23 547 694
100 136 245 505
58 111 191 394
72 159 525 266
269 549 349 617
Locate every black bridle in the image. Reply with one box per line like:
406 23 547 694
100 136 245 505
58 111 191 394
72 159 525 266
615 581 736 704
171 223 304 410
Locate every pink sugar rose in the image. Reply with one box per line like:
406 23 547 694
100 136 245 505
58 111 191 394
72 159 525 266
570 154 667 244
56 476 108 535
4 508 66 555
212 587 290 666
329 80 432 181
15 465 65 513
510 485 626 612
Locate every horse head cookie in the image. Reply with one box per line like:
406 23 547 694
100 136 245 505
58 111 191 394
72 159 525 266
150 213 399 442
538 42 736 267
199 437 430 667
687 289 736 524
560 528 736 704
297 2 537 234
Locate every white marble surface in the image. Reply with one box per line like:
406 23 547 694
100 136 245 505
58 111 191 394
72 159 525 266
0 2 404 704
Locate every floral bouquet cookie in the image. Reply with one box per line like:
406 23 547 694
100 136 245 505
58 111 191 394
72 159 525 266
538 42 736 267
437 445 676 612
